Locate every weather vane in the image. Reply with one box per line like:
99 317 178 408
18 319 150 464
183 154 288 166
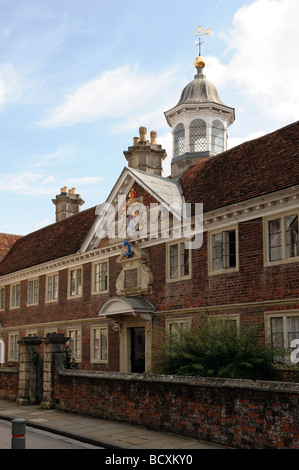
195 26 210 56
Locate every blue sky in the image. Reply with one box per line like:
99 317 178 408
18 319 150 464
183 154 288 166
0 0 298 235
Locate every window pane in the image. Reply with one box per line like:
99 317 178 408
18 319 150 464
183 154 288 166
288 316 299 348
285 215 298 259
93 329 100 360
0 288 4 309
170 244 178 279
270 317 284 349
48 276 53 301
70 271 75 296
223 230 236 268
76 269 82 296
100 328 108 361
95 262 108 292
180 243 189 277
34 280 38 303
53 275 58 300
212 233 223 270
269 219 282 261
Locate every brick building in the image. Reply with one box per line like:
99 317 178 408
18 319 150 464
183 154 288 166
0 51 298 374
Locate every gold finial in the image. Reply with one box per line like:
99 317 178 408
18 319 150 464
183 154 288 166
194 56 205 69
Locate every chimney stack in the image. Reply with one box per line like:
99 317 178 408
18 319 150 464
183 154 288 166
52 187 85 223
123 126 167 176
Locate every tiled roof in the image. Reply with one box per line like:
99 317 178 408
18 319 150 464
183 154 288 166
180 121 299 212
0 207 97 277
0 233 23 262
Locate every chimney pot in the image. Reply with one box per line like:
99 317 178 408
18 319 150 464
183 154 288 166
139 126 147 142
150 130 157 144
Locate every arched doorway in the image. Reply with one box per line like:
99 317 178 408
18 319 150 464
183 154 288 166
98 297 155 373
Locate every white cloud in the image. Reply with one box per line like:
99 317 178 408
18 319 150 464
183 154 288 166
227 130 266 149
0 64 22 103
0 172 106 196
39 65 178 128
0 79 4 104
30 150 64 168
64 176 106 186
207 0 299 122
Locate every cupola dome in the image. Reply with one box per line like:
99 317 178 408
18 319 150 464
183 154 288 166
164 50 235 178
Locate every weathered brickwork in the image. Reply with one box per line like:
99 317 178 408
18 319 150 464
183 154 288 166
0 368 18 400
54 370 299 449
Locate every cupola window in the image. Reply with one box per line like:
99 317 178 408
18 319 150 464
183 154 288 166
211 120 224 154
174 123 185 158
190 119 206 152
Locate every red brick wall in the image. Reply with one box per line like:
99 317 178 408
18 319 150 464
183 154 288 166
1 215 299 370
54 371 299 449
0 368 18 399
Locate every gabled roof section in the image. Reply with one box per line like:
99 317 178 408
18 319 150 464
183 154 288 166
128 168 184 214
0 207 97 277
0 233 23 262
180 121 299 213
80 166 184 253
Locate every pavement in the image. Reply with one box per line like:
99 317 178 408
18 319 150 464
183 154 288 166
0 398 231 450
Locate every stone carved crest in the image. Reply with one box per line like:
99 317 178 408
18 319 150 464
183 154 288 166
116 246 153 297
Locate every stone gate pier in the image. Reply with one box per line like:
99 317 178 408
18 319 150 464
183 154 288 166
16 333 68 408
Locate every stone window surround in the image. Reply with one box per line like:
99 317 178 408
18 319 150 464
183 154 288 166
166 239 192 283
90 324 109 364
263 209 299 267
207 224 239 276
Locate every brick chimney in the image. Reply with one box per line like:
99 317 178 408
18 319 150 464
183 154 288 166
123 127 167 176
52 187 85 223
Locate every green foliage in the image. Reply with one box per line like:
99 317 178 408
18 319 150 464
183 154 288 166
66 343 78 369
159 318 281 381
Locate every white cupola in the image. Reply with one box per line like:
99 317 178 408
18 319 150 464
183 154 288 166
164 48 235 177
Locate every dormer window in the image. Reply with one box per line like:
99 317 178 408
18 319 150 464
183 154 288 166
174 123 185 158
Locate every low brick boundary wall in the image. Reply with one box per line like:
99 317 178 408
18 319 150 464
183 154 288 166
0 368 18 400
54 362 299 449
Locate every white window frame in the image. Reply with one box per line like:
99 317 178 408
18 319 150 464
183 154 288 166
165 317 192 336
265 310 299 363
10 283 20 309
27 278 39 306
66 327 82 362
90 325 108 363
166 240 192 283
44 328 58 337
25 330 38 337
0 287 5 311
208 225 239 276
8 333 19 362
68 266 83 299
208 313 240 331
91 261 109 295
46 273 59 303
264 210 299 267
